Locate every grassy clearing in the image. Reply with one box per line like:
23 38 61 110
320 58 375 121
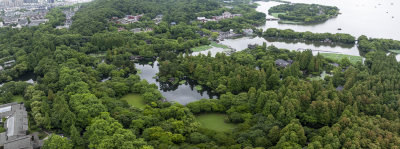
196 113 236 132
121 93 146 109
0 127 6 133
12 95 24 103
179 80 186 85
191 42 230 52
211 42 230 49
320 53 363 64
278 20 304 24
194 85 203 91
389 50 400 54
191 45 213 52
270 13 286 18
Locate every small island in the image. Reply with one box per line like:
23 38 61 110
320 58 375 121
268 3 340 24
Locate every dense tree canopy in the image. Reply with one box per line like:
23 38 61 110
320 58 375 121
358 35 400 53
1 0 400 148
263 28 356 44
269 3 339 24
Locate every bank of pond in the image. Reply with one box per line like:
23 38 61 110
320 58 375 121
120 93 236 132
120 93 237 132
191 28 400 61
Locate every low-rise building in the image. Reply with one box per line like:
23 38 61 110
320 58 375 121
113 14 144 24
275 59 292 67
242 29 253 35
197 11 242 23
0 102 40 149
131 28 153 34
153 15 163 24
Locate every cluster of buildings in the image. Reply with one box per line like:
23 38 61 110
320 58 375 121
0 0 87 28
0 102 43 149
113 14 163 33
197 11 242 23
111 14 144 25
0 0 55 6
130 27 153 34
56 7 78 29
275 59 293 67
111 14 163 25
153 14 163 25
0 6 49 28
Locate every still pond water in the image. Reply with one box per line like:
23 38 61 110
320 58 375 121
135 61 216 105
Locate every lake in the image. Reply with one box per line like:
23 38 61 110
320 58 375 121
257 0 400 40
135 61 216 105
217 0 400 60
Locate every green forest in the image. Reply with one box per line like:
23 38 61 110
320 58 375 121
268 3 340 24
0 0 400 149
358 35 400 53
262 28 356 44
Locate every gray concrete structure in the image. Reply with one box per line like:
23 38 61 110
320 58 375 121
0 102 36 149
275 59 292 67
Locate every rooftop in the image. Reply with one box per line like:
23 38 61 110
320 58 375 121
0 102 34 149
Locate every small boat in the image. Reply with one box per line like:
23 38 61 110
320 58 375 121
337 28 342 30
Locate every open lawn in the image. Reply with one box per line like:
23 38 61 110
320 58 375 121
191 42 231 52
270 12 286 18
191 45 213 52
194 85 203 91
211 42 230 49
278 20 304 24
320 53 363 64
121 94 146 109
196 113 236 132
12 95 24 103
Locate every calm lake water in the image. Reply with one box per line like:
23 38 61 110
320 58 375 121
135 61 216 105
220 36 359 55
257 0 400 40
217 0 400 59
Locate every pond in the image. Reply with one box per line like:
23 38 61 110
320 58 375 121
135 61 216 105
